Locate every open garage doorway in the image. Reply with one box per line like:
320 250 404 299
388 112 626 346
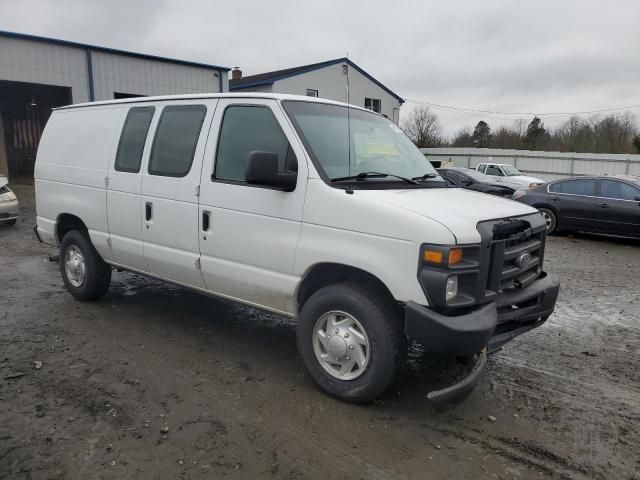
0 80 71 181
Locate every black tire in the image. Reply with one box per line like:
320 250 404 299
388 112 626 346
538 208 557 234
297 282 405 403
59 229 111 301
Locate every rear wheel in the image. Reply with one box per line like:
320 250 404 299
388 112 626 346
539 208 557 234
59 229 111 300
297 282 405 403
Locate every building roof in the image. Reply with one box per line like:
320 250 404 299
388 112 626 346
229 58 404 103
0 30 231 71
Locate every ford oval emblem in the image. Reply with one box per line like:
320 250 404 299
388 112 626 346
516 251 532 269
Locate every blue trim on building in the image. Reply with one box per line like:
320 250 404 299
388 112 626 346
230 58 404 104
85 48 95 101
0 29 231 72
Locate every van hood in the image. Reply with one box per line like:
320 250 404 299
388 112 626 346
356 187 538 244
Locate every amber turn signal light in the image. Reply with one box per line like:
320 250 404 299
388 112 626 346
423 250 443 264
424 248 463 266
448 248 463 265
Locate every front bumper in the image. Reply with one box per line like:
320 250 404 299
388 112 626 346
0 199 19 222
405 272 560 409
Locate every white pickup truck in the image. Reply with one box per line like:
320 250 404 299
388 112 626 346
476 163 545 190
34 93 559 409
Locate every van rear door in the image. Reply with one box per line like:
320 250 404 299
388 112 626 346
139 100 217 288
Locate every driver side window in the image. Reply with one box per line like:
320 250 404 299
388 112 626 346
214 105 294 182
485 165 502 176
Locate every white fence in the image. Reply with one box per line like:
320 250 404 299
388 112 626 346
420 147 640 182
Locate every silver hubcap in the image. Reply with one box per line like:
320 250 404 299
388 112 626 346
542 211 553 230
64 245 86 287
312 311 370 381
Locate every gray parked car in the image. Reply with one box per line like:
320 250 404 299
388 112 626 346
0 176 19 226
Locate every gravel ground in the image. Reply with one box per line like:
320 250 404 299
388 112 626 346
1 184 639 480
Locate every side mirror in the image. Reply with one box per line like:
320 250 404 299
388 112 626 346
635 195 640 204
245 151 297 192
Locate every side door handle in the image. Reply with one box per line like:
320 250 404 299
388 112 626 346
551 196 560 202
202 210 210 233
145 202 153 221
599 203 609 209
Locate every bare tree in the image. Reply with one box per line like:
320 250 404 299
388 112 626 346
401 105 443 147
512 119 528 138
590 113 637 153
450 127 474 147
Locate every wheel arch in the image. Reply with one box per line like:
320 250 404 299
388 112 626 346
532 203 558 215
56 213 88 243
295 262 398 314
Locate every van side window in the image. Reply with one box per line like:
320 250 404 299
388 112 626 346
115 107 154 173
148 105 207 177
214 106 293 182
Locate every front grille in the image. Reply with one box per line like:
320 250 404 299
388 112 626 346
499 235 543 290
486 219 546 294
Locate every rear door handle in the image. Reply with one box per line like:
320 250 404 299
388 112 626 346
599 203 609 209
145 202 153 221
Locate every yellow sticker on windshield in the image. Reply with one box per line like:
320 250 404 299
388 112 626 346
366 143 399 155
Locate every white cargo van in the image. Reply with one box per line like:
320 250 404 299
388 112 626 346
34 94 559 408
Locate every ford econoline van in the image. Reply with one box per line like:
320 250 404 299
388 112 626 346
34 94 559 408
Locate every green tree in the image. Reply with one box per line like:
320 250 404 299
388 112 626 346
472 120 491 147
632 134 640 153
525 116 546 150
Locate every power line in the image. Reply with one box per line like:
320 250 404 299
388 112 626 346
405 98 640 117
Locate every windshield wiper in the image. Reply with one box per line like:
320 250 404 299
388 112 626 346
331 171 419 185
411 173 439 181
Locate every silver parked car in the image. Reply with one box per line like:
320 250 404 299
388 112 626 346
0 176 19 226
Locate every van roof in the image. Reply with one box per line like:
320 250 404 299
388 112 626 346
55 93 373 114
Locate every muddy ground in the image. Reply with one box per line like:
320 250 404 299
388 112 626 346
1 184 639 480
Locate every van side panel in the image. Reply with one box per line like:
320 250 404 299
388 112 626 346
35 107 124 261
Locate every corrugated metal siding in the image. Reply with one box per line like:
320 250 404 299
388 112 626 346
91 51 221 100
421 148 640 182
0 36 89 102
1 36 226 104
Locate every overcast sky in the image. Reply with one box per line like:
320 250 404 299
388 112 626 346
2 0 639 137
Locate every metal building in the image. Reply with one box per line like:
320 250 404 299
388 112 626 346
0 30 230 180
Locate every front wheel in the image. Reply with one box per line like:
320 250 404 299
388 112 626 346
59 229 111 301
538 208 557 234
297 282 405 403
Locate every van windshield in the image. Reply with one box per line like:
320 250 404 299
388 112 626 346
283 101 444 188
